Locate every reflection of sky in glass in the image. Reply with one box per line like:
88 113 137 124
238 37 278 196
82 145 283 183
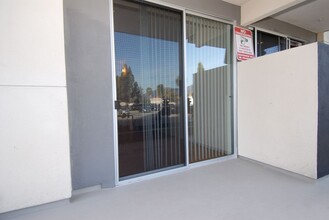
115 32 229 89
186 43 227 86
115 32 180 90
264 46 279 55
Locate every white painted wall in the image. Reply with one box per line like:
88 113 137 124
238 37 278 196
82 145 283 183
238 43 318 179
0 0 67 86
0 0 71 213
0 88 71 213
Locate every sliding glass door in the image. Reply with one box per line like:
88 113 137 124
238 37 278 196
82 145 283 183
186 14 234 163
113 0 234 180
113 0 185 179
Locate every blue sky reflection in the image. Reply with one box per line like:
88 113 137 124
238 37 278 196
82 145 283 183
186 42 227 86
115 32 228 89
115 32 180 90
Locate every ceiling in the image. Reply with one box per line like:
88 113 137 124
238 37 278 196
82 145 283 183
223 0 329 33
222 0 248 5
273 0 329 33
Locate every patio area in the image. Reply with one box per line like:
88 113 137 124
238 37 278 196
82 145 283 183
2 158 329 220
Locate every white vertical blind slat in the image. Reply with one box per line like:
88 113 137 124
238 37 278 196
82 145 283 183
186 14 233 163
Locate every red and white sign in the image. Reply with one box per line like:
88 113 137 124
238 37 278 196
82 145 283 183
235 27 254 61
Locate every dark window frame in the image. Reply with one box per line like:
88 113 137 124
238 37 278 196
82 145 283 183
253 28 305 57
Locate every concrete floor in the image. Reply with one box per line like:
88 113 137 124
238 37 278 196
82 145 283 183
2 158 329 220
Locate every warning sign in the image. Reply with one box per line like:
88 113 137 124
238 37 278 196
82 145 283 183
235 27 254 61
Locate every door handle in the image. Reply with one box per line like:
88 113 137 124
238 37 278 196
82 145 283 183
114 100 120 110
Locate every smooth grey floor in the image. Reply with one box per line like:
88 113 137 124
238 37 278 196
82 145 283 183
3 158 329 220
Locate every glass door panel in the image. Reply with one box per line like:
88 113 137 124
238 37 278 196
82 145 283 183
257 31 287 56
114 0 185 179
186 14 234 163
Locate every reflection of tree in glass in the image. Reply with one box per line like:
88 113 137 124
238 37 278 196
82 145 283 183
157 84 165 98
146 87 153 97
131 81 142 103
176 76 180 87
197 62 205 74
155 84 180 106
117 64 143 103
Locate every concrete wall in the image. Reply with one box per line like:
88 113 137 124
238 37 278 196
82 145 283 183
64 0 116 190
317 43 329 178
0 0 71 213
238 43 318 179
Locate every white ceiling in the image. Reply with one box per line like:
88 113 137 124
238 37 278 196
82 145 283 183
223 0 329 33
273 0 329 33
222 0 248 5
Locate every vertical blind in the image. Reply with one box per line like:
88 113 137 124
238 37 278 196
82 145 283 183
186 14 233 163
140 6 184 172
114 0 184 178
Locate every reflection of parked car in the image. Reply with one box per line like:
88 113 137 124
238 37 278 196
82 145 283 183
150 103 160 111
130 103 142 111
168 103 177 114
118 108 130 118
140 104 152 113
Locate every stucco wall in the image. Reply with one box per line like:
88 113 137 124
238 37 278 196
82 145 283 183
0 0 71 213
64 0 116 190
317 43 329 178
238 43 318 178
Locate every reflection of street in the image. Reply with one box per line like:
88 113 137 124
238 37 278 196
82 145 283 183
117 109 183 177
118 110 179 119
118 110 155 120
118 110 180 131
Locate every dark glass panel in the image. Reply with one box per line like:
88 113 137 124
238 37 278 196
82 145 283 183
114 0 185 179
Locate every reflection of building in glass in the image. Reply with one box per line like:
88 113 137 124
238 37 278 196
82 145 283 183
191 65 233 158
